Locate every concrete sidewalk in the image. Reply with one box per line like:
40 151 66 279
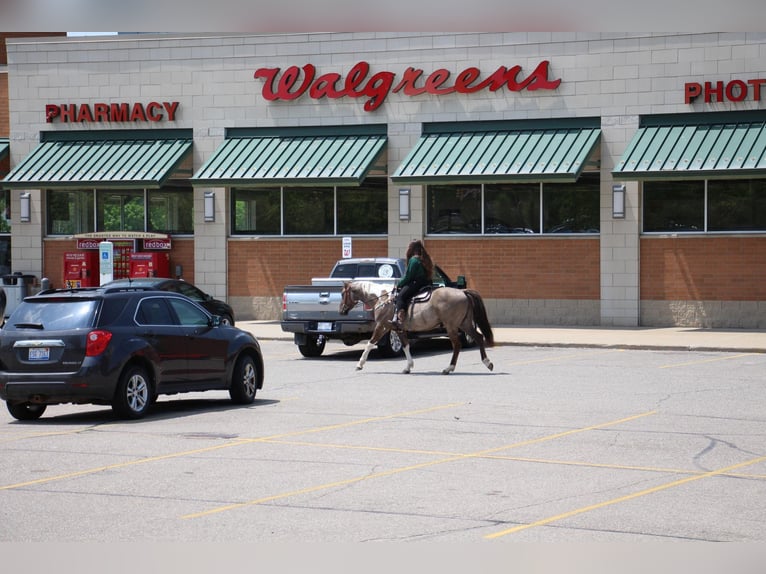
237 320 766 353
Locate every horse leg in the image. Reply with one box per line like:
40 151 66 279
357 323 387 371
461 318 494 372
399 333 414 374
442 331 462 375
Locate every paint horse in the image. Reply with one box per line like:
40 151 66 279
339 281 494 374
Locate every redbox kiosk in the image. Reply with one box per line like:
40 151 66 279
129 252 170 278
63 251 99 288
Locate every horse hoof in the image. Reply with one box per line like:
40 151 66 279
483 358 494 371
402 368 411 374
355 365 363 371
441 368 453 375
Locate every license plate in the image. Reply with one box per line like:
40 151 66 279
317 322 333 332
28 347 50 361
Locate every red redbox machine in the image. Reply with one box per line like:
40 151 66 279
129 252 170 278
63 251 99 288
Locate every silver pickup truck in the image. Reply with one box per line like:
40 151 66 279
280 257 466 357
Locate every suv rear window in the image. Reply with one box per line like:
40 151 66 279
5 299 99 331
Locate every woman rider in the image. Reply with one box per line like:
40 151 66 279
389 239 434 330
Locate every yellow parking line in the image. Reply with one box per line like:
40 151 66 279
0 402 463 492
660 353 757 369
182 410 656 519
260 439 766 480
485 453 766 539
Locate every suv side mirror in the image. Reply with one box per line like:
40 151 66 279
456 275 466 289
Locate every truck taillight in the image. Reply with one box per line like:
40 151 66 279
86 330 112 356
282 293 287 312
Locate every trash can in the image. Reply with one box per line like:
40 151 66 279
2 273 37 318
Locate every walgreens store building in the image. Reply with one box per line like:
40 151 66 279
4 32 766 328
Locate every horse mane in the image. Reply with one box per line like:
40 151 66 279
352 280 392 299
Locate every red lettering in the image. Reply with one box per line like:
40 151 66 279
344 61 371 97
45 104 59 122
146 102 163 121
392 67 427 96
684 82 702 104
309 72 344 99
253 60 561 112
163 101 179 121
454 68 482 93
253 67 281 100
60 104 76 122
747 79 766 101
725 80 747 102
93 103 109 121
275 64 315 101
76 104 94 122
424 69 454 95
362 71 395 112
129 103 147 122
110 103 129 121
704 81 724 103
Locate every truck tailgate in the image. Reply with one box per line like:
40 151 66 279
282 285 350 322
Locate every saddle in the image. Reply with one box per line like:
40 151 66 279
406 285 437 312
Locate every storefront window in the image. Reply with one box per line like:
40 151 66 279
284 187 334 235
46 189 95 235
643 181 705 232
148 185 194 235
543 174 600 233
484 183 540 234
97 190 144 231
232 179 387 236
427 184 481 234
426 175 600 235
232 188 281 235
708 179 766 231
337 180 387 235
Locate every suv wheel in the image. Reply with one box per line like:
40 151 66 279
377 330 403 358
230 354 258 404
7 402 47 421
112 365 152 419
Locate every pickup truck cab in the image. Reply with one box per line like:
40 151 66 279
281 257 465 357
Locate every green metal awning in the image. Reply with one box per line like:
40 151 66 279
391 120 601 184
2 134 192 189
613 114 766 180
192 128 387 187
0 139 9 161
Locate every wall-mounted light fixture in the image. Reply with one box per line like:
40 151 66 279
20 192 31 223
204 191 215 222
398 188 410 221
612 184 626 219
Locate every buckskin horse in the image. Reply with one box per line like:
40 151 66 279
339 281 494 374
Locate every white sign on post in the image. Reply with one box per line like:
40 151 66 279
99 241 114 285
342 236 352 259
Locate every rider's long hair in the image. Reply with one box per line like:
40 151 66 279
406 239 434 280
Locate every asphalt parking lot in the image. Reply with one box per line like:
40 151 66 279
1 337 765 543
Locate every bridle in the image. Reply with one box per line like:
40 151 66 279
339 283 389 315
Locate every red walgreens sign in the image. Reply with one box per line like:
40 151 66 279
253 61 561 112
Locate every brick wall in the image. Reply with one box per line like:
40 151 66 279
228 238 388 297
0 73 7 137
425 237 600 300
641 236 766 301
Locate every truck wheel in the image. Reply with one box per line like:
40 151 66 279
377 330 403 358
298 335 326 357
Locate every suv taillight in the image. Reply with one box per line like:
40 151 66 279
86 330 113 356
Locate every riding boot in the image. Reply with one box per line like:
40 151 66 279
388 309 406 330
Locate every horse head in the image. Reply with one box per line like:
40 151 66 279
339 281 357 315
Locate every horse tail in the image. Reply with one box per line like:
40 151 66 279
464 289 494 347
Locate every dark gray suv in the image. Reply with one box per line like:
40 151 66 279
0 286 263 421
